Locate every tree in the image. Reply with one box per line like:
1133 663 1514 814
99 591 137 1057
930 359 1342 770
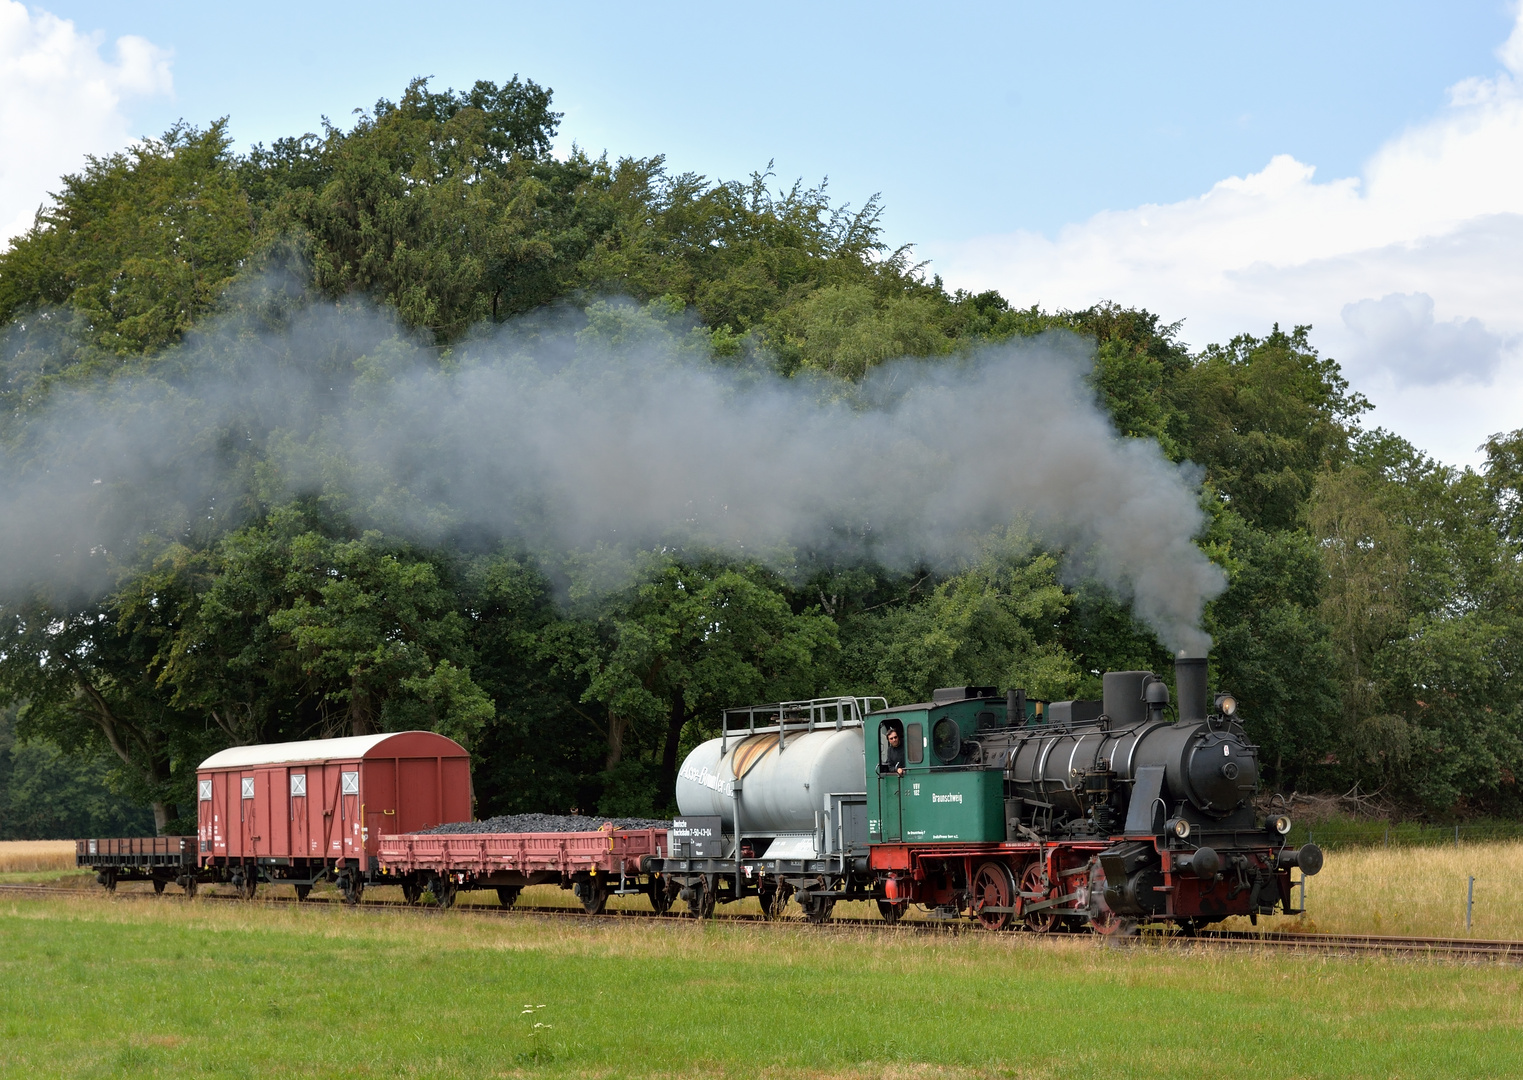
0 121 253 364
539 554 838 814
0 705 154 839
0 592 202 833
834 529 1078 705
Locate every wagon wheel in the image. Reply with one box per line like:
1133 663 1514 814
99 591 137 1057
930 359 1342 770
576 879 609 915
176 874 198 898
235 869 259 902
153 878 167 895
876 898 904 925
1019 862 1056 933
685 878 716 919
766 883 792 920
338 871 365 907
757 880 787 919
971 861 1015 931
803 893 836 925
294 884 313 902
97 870 117 894
497 886 522 909
402 876 425 905
428 873 457 909
647 877 671 915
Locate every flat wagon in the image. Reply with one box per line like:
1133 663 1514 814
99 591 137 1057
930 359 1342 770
376 824 669 912
75 836 200 894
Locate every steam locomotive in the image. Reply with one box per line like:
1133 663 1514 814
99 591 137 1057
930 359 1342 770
659 655 1322 932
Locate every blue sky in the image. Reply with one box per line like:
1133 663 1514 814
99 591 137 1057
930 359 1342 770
3 1 1521 464
28 1 1515 245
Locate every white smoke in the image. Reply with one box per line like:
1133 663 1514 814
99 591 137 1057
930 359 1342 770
0 293 1226 652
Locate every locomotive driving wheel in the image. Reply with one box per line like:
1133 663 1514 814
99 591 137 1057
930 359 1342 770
971 861 1015 931
1019 862 1056 933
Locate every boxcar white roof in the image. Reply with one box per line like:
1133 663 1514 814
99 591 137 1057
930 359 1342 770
198 732 439 771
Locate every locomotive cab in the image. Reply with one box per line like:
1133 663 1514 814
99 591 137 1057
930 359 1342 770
866 687 1012 845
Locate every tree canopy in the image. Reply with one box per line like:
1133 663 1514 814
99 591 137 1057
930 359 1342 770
1 76 1517 830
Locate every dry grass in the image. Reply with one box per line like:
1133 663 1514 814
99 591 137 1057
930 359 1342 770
25 834 1523 940
485 841 1523 938
1231 839 1523 938
0 840 75 873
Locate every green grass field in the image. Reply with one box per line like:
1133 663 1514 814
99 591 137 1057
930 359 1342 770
3 894 1521 1079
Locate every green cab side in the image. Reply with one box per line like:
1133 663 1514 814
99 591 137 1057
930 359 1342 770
866 696 1010 845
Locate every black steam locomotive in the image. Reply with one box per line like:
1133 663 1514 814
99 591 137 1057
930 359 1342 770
663 655 1324 932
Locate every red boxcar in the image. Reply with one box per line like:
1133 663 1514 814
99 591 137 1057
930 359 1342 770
196 731 471 900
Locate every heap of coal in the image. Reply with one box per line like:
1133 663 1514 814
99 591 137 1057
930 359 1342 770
421 813 671 835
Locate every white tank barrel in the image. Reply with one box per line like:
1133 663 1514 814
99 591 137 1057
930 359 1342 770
675 727 865 832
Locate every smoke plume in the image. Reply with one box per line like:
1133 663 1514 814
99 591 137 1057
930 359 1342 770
0 292 1226 653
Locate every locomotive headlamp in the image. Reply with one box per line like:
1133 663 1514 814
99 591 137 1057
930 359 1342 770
1271 814 1293 835
1214 692 1238 717
1169 817 1192 840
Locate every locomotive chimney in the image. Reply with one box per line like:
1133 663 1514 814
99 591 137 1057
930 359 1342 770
1174 653 1208 725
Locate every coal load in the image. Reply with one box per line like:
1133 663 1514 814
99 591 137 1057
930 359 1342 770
420 813 670 835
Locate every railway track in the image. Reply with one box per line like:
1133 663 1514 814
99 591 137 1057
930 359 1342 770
4 882 1520 962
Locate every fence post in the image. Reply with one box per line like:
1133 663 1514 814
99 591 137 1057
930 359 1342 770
1455 824 1460 848
1467 876 1474 932
1384 825 1389 847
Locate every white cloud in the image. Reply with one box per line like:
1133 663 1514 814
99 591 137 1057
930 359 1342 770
936 7 1523 467
1341 292 1508 387
0 2 172 248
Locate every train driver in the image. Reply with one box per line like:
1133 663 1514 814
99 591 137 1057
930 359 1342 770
880 722 906 776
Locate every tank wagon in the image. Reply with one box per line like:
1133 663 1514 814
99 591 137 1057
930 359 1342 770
652 655 1323 933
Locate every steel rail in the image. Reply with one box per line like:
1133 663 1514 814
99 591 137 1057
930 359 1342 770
4 883 1520 961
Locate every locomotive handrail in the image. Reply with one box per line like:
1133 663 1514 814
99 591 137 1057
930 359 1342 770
719 696 883 754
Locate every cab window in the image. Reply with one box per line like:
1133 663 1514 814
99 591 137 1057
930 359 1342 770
879 720 905 773
906 722 924 765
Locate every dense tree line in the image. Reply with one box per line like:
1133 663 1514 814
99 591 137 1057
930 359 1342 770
0 77 1517 834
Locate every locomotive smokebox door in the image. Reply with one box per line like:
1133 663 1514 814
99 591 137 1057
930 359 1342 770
670 817 723 858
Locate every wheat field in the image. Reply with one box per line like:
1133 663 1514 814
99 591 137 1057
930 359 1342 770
0 840 77 873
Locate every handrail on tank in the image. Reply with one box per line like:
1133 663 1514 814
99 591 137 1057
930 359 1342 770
719 696 887 755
